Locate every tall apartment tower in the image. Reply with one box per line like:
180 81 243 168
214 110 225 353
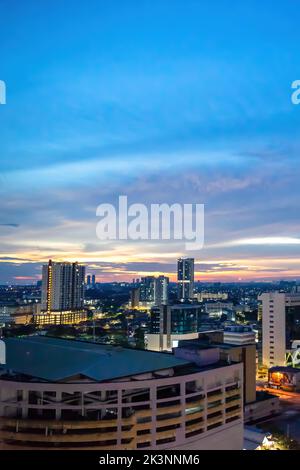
177 257 194 301
155 276 169 306
41 260 85 312
139 276 169 306
259 291 300 367
139 276 156 303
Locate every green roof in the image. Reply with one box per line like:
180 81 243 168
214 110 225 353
2 336 190 382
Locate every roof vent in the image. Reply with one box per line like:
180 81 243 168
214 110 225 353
0 340 6 365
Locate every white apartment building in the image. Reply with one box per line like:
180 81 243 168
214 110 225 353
259 291 300 367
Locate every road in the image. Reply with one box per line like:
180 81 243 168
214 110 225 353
256 385 300 441
257 385 300 401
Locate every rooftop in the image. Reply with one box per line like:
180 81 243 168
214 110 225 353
0 336 190 383
177 338 255 350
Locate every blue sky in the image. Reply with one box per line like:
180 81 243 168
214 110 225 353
0 0 300 283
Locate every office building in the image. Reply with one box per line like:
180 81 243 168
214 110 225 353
177 258 194 301
41 260 85 312
204 302 234 319
86 275 91 286
92 274 96 286
146 304 203 351
259 292 300 367
33 310 87 325
0 336 243 450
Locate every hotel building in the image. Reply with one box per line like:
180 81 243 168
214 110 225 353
146 304 203 351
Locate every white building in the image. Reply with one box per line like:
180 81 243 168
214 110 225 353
259 291 300 367
147 304 203 352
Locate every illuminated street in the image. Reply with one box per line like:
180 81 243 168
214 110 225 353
256 385 300 442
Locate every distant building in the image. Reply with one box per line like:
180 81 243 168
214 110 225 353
0 303 41 326
0 336 244 450
223 325 256 346
41 260 85 312
259 291 300 367
92 274 96 286
139 276 169 307
86 275 91 286
139 276 156 304
146 304 203 351
33 310 87 326
257 304 262 322
40 260 86 325
204 302 234 319
154 276 169 305
194 292 228 302
130 287 140 309
177 258 194 301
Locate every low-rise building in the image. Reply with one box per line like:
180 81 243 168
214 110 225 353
268 366 300 392
223 325 256 346
0 336 243 450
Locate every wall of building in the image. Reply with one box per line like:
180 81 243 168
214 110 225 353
260 292 286 368
146 332 200 352
172 421 243 450
244 396 280 423
219 344 256 405
0 362 243 450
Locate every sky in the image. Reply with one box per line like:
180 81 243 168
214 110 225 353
0 0 300 283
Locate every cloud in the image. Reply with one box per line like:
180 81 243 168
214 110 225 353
208 237 300 248
0 223 19 228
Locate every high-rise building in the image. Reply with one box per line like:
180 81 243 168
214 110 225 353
92 274 96 286
41 260 85 312
139 276 169 307
130 287 140 309
139 276 156 303
177 258 194 301
259 291 300 367
86 275 91 286
154 276 169 306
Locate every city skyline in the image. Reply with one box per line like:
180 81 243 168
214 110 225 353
1 1 300 283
